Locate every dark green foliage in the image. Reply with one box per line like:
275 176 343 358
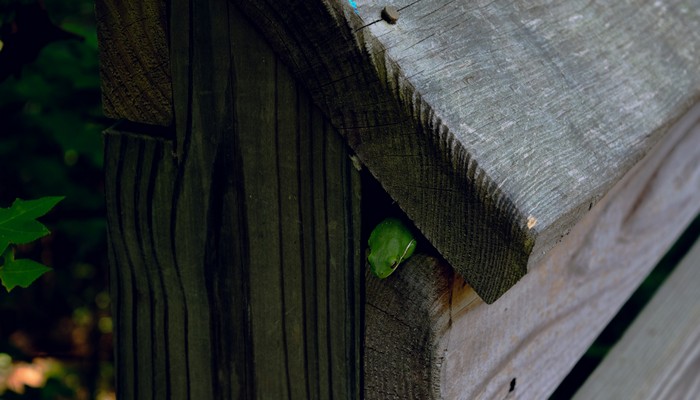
0 0 112 397
0 197 63 291
0 1 84 81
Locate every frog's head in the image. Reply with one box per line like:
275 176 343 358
368 251 400 279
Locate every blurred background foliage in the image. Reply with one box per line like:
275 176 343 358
0 0 113 398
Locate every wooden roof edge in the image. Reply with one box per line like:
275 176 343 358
233 0 537 302
95 0 700 304
527 94 700 269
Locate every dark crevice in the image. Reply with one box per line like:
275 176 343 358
109 120 175 140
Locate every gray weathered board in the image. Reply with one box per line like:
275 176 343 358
360 94 700 399
231 0 700 302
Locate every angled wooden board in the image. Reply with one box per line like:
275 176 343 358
574 235 700 400
234 0 700 302
437 100 700 398
363 98 700 399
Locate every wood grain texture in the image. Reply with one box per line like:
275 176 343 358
104 2 361 398
574 236 700 400
95 0 172 125
438 101 700 399
232 0 700 302
361 101 700 399
364 253 454 399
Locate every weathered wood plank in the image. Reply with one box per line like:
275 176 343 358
95 0 172 125
574 234 700 400
364 253 453 399
232 0 700 302
439 100 700 399
104 130 186 399
361 101 700 398
103 2 362 398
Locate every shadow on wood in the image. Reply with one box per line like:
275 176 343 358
103 4 362 396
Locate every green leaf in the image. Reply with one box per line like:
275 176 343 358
0 197 64 254
0 257 52 291
0 197 65 220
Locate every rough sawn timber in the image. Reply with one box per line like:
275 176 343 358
364 254 453 399
438 101 700 398
362 98 700 399
233 0 700 302
103 3 362 398
95 0 172 125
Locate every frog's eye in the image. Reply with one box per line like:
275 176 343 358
390 260 398 270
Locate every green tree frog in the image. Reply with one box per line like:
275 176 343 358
367 218 417 279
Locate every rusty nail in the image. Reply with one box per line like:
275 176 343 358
381 6 399 24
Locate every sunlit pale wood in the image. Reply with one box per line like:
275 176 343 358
574 236 700 400
439 101 700 399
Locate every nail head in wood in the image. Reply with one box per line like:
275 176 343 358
381 6 399 24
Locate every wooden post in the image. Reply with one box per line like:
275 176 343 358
99 1 361 397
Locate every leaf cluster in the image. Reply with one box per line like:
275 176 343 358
0 196 62 291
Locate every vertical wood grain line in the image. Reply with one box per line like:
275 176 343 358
307 94 321 400
343 135 358 400
168 168 191 400
273 57 294 399
133 140 156 400
296 87 312 399
105 133 130 398
227 7 256 398
321 117 335 400
145 141 172 399
116 136 140 399
104 135 126 398
311 103 330 399
168 0 194 395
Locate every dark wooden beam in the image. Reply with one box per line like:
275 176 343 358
103 2 362 397
95 0 172 125
364 253 453 399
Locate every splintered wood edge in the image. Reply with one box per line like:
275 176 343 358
233 0 533 303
